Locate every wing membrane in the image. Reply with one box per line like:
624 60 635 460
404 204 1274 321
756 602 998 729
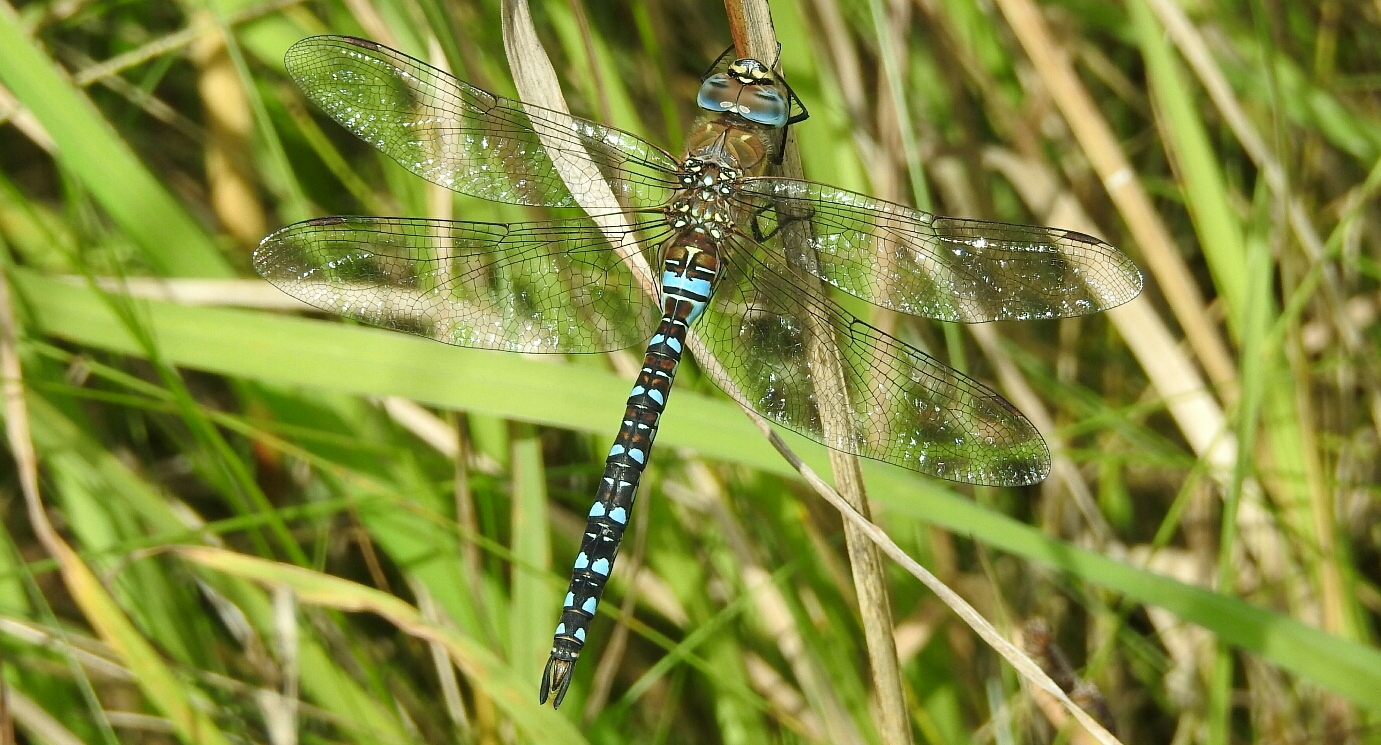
732 178 1142 323
696 234 1050 486
285 36 681 209
254 215 665 353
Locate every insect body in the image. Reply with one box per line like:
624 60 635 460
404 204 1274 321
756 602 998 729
254 36 1143 709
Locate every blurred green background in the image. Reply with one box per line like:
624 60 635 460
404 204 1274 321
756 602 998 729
0 0 1379 743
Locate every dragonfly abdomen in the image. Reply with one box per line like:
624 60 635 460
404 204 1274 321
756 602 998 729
541 240 722 708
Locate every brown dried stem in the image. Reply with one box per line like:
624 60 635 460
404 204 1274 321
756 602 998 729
723 5 913 744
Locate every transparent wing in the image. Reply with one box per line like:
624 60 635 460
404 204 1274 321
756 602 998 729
731 178 1143 323
285 36 681 209
695 234 1050 486
254 215 666 354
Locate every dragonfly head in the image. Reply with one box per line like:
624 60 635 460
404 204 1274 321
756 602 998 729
697 60 792 127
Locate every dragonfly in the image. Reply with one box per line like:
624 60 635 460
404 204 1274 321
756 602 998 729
254 35 1143 708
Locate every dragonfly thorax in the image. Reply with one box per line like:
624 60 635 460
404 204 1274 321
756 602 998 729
665 158 740 241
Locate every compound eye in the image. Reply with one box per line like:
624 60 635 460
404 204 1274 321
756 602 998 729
697 74 740 113
740 87 788 127
698 73 790 128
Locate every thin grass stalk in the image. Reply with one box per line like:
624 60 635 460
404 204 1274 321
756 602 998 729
17 364 414 741
6 688 84 745
189 22 266 247
867 0 931 212
84 272 306 564
268 584 301 745
922 0 1292 614
510 421 554 683
0 653 8 745
988 0 1239 401
1143 0 1361 350
1205 211 1274 745
722 3 912 742
925 162 1113 544
1131 0 1324 609
1127 0 1248 321
449 413 496 653
68 0 306 88
24 267 1381 708
201 6 311 224
0 4 229 278
177 546 589 744
411 577 473 734
896 0 1265 563
741 413 1126 745
563 0 612 125
495 0 905 729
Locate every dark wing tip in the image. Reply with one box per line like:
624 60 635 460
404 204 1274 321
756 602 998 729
306 216 348 227
1049 228 1144 313
336 35 380 50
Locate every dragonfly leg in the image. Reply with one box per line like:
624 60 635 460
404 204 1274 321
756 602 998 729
747 200 813 243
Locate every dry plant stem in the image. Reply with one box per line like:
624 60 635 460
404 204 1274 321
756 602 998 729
503 0 901 735
190 18 267 247
6 689 84 745
991 0 1238 402
744 412 1125 745
411 579 473 734
453 415 487 605
69 276 311 309
0 83 54 149
339 0 400 48
725 4 911 744
268 585 300 745
1145 0 1358 353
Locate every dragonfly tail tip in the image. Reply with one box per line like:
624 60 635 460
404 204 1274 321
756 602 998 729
541 654 576 709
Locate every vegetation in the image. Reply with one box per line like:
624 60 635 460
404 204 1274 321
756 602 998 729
0 0 1377 743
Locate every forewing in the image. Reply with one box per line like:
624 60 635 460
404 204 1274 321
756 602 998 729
254 215 665 353
732 178 1143 322
694 234 1050 486
285 36 680 209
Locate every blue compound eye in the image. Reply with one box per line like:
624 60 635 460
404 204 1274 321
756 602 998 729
740 87 788 127
697 74 737 113
696 73 789 127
